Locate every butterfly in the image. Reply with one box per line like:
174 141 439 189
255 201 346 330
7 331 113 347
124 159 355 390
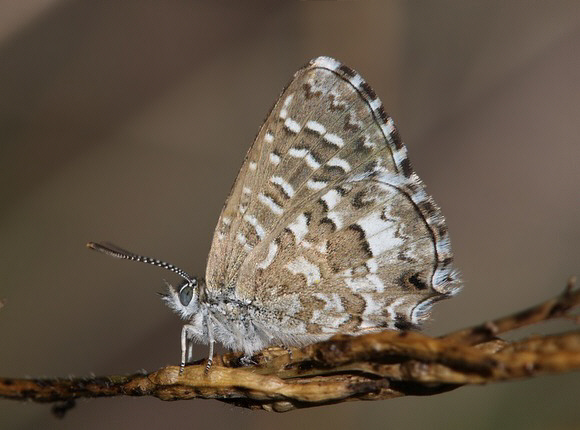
88 56 460 371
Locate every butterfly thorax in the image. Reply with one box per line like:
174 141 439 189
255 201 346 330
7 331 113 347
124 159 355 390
203 289 266 354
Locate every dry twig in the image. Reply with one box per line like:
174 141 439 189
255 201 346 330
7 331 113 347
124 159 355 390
1 279 578 414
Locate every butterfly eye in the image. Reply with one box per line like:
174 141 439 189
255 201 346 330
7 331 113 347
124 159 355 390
179 285 193 306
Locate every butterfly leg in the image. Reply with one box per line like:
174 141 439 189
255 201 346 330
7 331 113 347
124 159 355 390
186 338 193 364
179 325 189 374
205 320 215 374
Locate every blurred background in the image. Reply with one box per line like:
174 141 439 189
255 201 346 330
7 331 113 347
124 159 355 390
1 1 579 429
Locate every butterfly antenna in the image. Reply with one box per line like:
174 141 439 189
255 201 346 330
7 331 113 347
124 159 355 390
86 242 195 284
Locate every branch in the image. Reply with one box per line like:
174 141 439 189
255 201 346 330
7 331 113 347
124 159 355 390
1 278 578 414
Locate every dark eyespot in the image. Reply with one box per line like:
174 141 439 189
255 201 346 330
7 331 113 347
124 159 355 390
179 285 193 306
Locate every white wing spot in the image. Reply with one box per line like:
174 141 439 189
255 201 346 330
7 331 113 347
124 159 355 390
381 117 395 136
287 213 309 243
305 153 321 169
362 134 376 149
320 189 342 210
329 89 347 110
311 292 349 329
360 294 386 329
385 298 406 323
392 147 408 167
284 118 301 134
279 93 294 119
345 114 364 131
350 74 363 89
257 241 279 270
270 176 295 198
313 293 345 312
315 313 350 332
323 133 344 147
370 98 381 111
289 146 320 169
311 56 341 71
258 193 284 215
269 152 281 165
249 161 257 171
305 120 326 135
285 256 321 286
236 232 249 247
356 211 403 256
243 214 265 239
288 147 308 158
264 132 274 143
366 258 378 273
326 211 343 230
436 236 451 257
306 179 327 190
366 274 385 293
344 274 384 294
327 157 351 172
410 188 428 205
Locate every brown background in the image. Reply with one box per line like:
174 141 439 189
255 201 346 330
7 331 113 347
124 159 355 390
1 1 579 429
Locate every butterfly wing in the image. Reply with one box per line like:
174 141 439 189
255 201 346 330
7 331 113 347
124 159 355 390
206 57 460 340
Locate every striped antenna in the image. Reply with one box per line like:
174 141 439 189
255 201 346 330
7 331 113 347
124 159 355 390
86 242 196 285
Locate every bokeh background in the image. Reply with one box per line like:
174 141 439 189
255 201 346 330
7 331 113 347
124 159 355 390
1 1 579 429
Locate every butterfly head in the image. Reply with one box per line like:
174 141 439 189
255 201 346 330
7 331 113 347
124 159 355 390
161 277 204 320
